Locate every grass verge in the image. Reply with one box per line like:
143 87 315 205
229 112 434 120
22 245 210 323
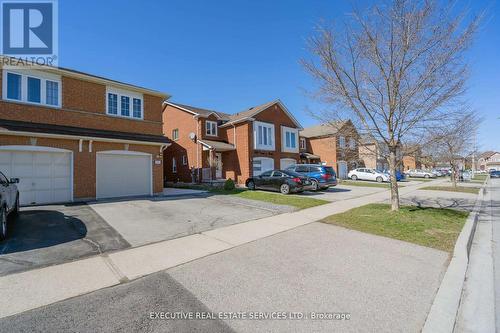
407 177 435 182
340 180 405 188
321 203 468 252
472 174 488 181
420 186 480 194
213 190 329 210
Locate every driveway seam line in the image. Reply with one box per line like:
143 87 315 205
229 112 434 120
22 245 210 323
100 254 129 283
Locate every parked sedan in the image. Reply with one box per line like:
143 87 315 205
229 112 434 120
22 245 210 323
348 168 390 183
246 170 311 194
405 169 436 179
0 171 20 240
286 164 337 191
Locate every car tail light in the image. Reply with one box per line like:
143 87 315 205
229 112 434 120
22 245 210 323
292 177 302 183
321 173 331 179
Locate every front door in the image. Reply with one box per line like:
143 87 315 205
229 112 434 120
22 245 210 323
215 153 223 179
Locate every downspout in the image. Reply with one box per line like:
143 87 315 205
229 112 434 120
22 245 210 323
195 115 200 182
233 124 237 148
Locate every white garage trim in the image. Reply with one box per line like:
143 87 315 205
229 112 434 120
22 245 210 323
0 145 74 204
253 157 274 176
96 150 153 199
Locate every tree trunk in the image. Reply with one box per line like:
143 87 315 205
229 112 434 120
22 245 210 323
388 148 400 211
450 162 457 188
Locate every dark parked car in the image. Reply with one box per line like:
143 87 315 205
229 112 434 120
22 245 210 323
490 170 500 178
0 172 19 240
245 170 311 194
286 164 337 191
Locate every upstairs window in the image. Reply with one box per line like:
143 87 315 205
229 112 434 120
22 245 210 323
106 87 143 119
6 73 21 100
339 136 346 148
46 81 59 106
349 138 356 149
254 121 275 150
206 120 217 136
27 77 41 103
282 126 299 153
107 93 118 115
172 128 179 141
3 70 61 107
121 96 130 117
300 137 306 149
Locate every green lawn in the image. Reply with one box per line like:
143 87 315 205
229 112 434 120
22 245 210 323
407 177 435 182
472 174 488 181
421 186 480 194
322 203 468 252
214 190 329 210
340 180 405 188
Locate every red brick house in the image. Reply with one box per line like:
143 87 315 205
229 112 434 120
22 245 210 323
163 100 303 185
299 121 360 179
0 62 170 205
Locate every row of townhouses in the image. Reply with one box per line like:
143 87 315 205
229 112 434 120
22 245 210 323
0 62 394 206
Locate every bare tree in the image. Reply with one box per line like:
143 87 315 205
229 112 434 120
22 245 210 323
302 0 481 211
426 112 480 187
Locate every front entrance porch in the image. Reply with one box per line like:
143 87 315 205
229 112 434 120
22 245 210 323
198 139 235 183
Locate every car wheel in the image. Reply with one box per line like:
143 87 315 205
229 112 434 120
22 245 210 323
376 176 383 183
0 206 7 241
351 175 358 181
311 179 319 191
12 195 19 217
280 184 290 195
247 180 255 190
424 174 430 179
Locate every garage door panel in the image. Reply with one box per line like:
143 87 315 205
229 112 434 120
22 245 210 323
97 152 151 199
0 149 72 205
280 158 296 170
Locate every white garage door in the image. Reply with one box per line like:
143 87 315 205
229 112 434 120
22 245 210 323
280 158 296 170
0 147 72 205
338 161 348 179
96 151 152 199
252 157 274 176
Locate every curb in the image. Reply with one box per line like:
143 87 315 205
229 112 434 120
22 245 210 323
422 177 488 333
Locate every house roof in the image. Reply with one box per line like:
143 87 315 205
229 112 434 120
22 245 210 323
224 100 302 128
299 121 347 138
1 56 170 98
198 139 235 152
165 102 231 120
0 119 170 145
479 151 497 160
166 100 303 129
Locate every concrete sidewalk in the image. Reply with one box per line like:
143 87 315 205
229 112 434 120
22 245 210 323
0 178 446 319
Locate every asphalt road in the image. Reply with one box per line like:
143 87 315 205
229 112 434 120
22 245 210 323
0 222 448 332
489 179 500 331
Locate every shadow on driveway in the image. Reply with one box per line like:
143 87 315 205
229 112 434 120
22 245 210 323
0 204 130 276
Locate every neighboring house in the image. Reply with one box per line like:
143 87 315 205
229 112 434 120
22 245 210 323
0 62 170 205
163 100 302 184
401 145 434 170
477 151 500 171
299 121 360 179
358 137 389 171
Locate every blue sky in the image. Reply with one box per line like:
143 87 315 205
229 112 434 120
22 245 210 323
59 0 499 151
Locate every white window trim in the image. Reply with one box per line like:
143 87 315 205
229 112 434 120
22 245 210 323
253 121 275 151
106 86 144 120
339 136 346 148
205 120 218 136
182 155 187 165
300 137 306 150
349 138 356 149
172 128 179 141
281 126 299 153
172 157 177 173
2 69 62 108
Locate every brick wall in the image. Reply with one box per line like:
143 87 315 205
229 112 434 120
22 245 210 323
0 135 163 198
0 71 164 136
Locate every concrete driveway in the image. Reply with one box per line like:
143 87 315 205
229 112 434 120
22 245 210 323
299 184 386 202
89 193 292 247
0 204 130 276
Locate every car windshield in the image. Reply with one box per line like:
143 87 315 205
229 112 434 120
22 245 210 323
283 170 303 178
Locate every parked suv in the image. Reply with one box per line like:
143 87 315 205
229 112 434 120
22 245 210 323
286 164 337 191
0 172 19 240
